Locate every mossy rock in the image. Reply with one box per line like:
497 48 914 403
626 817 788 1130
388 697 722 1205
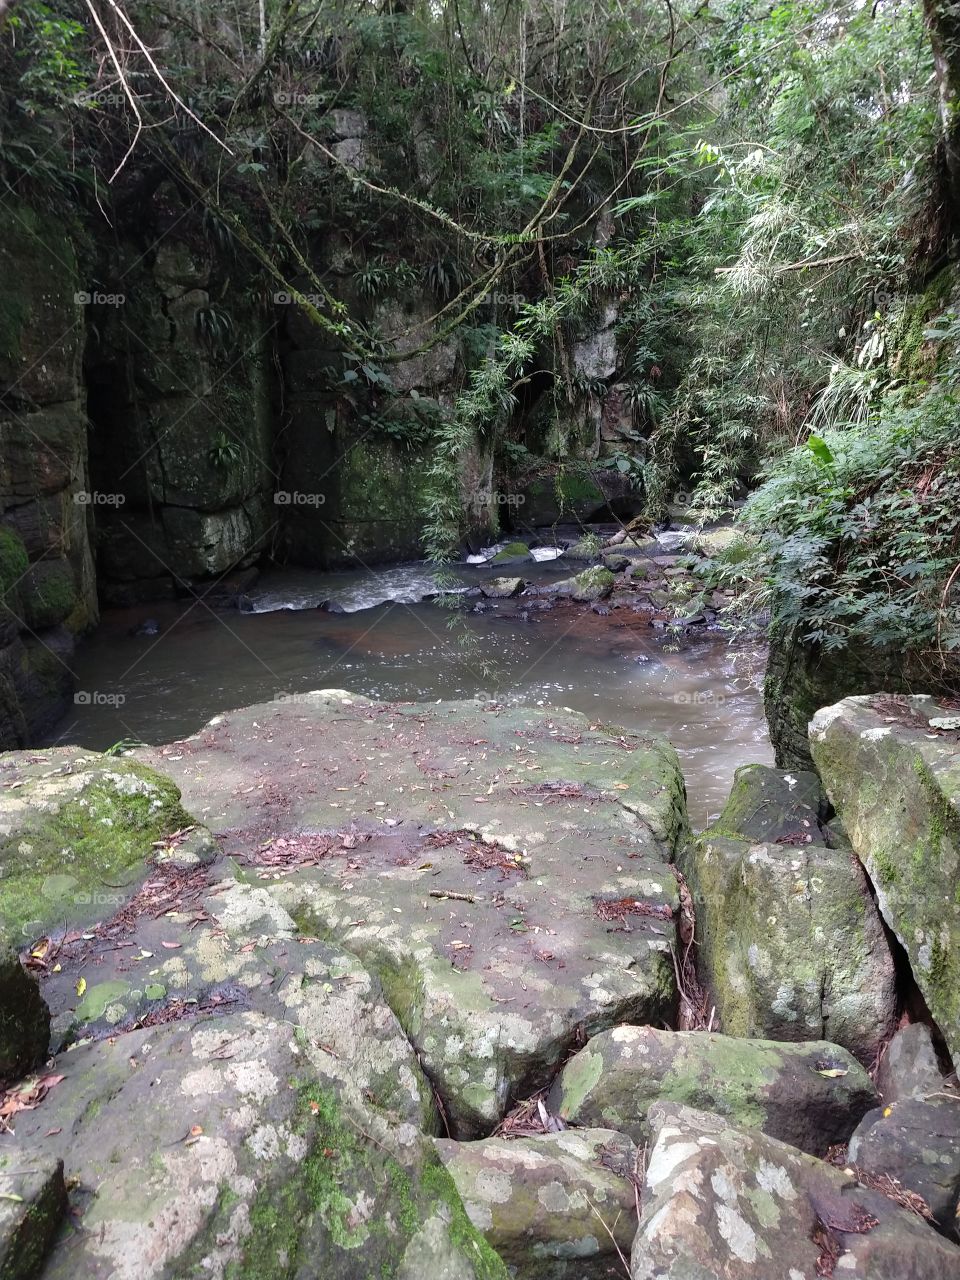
436 1128 638 1279
0 748 201 937
633 1103 960 1279
548 1026 876 1157
714 763 826 844
0 526 28 597
490 541 531 565
19 560 78 631
11 1009 507 1280
676 828 897 1064
810 694 960 1064
0 1155 66 1280
572 567 615 601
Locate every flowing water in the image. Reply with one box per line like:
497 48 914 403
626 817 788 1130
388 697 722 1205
51 561 772 826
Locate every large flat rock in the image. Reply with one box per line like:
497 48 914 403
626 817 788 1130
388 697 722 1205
140 691 688 1135
9 871 506 1279
810 695 960 1061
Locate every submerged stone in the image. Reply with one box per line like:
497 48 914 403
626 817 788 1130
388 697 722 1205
548 1026 876 1156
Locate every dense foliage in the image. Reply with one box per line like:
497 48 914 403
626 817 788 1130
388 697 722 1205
2 0 958 675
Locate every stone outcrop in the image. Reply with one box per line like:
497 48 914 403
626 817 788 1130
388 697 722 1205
0 203 98 746
810 694 960 1062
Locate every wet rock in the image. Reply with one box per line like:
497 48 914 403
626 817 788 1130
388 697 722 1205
553 567 616 602
436 1128 638 1279
714 763 826 844
810 695 960 1063
565 537 603 561
0 748 209 937
0 943 50 1080
481 577 525 599
878 1024 946 1104
631 1102 960 1279
141 693 688 1136
0 1154 66 1280
489 542 531 566
548 1027 876 1157
127 617 160 637
11 1009 505 1280
601 552 630 573
849 1097 960 1231
677 830 896 1062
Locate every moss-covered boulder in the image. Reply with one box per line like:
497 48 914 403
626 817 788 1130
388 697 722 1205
18 560 78 632
809 694 960 1062
713 762 826 844
436 1128 638 1279
631 1103 960 1279
677 830 896 1062
547 1026 876 1157
0 1154 66 1280
140 692 688 1136
849 1098 960 1232
552 567 616 603
0 943 49 1080
490 541 532 564
0 748 203 937
10 1009 506 1280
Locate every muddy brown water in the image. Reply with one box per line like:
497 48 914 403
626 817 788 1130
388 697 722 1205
49 567 771 826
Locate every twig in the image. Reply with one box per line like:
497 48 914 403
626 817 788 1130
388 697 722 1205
428 889 477 903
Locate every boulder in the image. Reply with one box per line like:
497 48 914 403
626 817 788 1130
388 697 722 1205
11 1009 505 1280
849 1097 960 1231
677 831 896 1062
547 1026 876 1157
0 943 50 1080
601 552 630 573
436 1128 638 1279
0 1154 66 1280
480 577 524 599
810 695 960 1062
631 1103 960 1279
877 1024 945 1104
552 568 616 603
489 542 531 566
140 693 688 1136
713 762 827 844
0 747 208 938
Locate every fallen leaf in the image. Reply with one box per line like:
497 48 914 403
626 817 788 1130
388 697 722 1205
75 976 86 999
161 941 182 950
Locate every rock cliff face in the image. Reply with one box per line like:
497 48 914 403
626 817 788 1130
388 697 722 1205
0 204 98 747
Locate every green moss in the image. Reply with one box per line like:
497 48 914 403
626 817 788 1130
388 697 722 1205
0 758 193 935
0 526 28 596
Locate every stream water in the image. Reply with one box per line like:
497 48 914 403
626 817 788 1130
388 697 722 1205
49 560 771 826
